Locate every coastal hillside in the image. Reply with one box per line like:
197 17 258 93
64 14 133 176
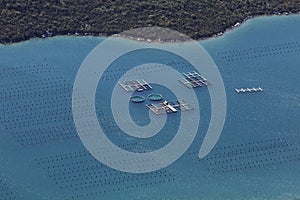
1 0 300 43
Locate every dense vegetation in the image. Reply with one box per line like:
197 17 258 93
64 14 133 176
1 0 300 43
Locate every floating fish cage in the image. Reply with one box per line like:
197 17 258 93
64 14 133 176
118 79 152 92
179 71 212 88
146 100 193 115
148 93 163 101
130 95 146 103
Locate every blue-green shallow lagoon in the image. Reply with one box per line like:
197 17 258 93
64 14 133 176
0 15 300 199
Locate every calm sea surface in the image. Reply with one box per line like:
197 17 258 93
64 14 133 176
0 15 300 199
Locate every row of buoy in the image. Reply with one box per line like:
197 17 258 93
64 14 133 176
0 92 70 101
17 125 75 139
4 113 71 127
50 167 168 181
199 138 299 175
36 144 141 165
0 88 72 101
167 61 191 66
0 63 49 71
54 171 173 187
194 150 297 167
1 81 70 94
0 69 52 78
217 41 299 55
1 107 71 122
205 139 294 160
0 84 72 142
208 141 292 159
0 95 70 110
40 156 174 188
15 132 76 147
68 178 175 199
35 142 141 165
100 63 188 75
0 76 66 87
4 114 175 146
4 117 72 133
208 153 300 175
2 105 159 145
43 154 164 170
70 179 175 195
220 49 300 60
38 151 171 172
188 137 296 159
101 67 190 81
0 177 16 200
207 147 299 167
211 138 289 151
0 83 70 95
220 47 300 59
98 62 191 75
57 173 174 192
99 62 195 81
221 49 300 62
206 145 298 163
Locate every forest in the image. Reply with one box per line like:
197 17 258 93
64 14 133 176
1 0 300 43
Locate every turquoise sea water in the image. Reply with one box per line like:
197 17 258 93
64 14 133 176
0 14 300 200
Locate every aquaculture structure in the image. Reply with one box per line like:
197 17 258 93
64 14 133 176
118 79 152 92
235 87 263 94
179 71 212 88
146 100 193 115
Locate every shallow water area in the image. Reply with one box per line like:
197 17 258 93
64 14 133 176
0 15 300 199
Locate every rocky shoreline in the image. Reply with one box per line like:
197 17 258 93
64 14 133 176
1 11 300 45
114 12 300 43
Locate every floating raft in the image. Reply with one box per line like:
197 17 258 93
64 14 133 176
146 100 193 115
179 71 212 88
235 87 263 94
118 79 152 92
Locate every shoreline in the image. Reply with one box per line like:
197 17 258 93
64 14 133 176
1 12 299 45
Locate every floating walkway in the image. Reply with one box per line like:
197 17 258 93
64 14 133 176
235 87 263 94
146 100 193 115
118 79 152 92
179 71 212 88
